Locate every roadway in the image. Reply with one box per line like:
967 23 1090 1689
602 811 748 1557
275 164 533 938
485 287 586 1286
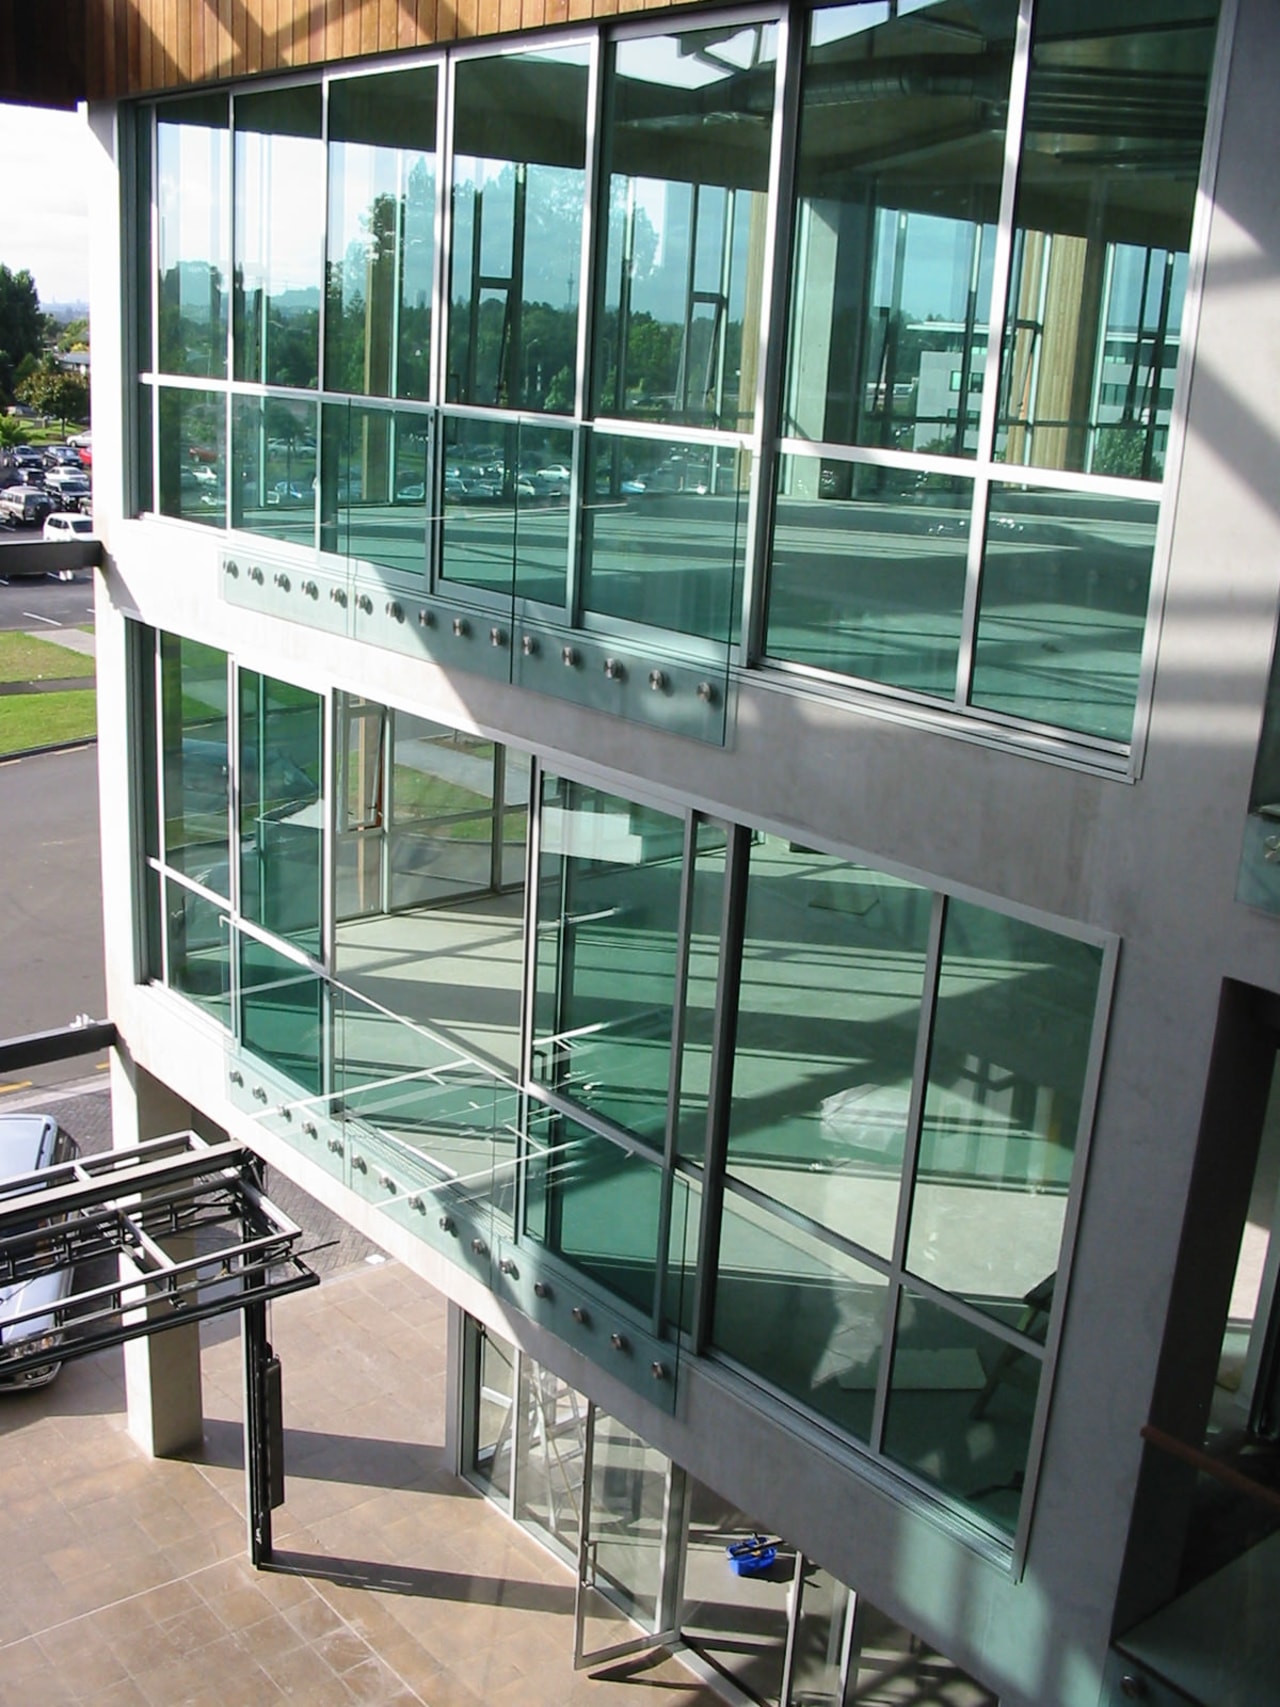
0 569 106 1096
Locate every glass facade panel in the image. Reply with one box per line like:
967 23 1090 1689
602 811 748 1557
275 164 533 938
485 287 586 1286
472 1323 515 1501
319 401 430 581
584 434 748 639
238 671 324 956
714 1190 888 1445
533 776 683 1147
727 839 931 1262
326 66 438 401
525 1112 666 1316
165 877 230 1025
768 457 971 695
239 931 324 1095
157 387 226 525
969 485 1160 740
908 900 1102 1319
784 2 1013 455
596 24 776 432
233 84 324 389
883 1288 1041 1536
440 414 517 597
231 394 317 544
156 93 229 378
159 634 230 885
448 47 589 414
996 1 1217 479
440 417 573 607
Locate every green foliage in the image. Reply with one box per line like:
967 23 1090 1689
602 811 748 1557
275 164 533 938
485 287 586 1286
0 265 44 404
0 415 30 448
16 359 90 429
1092 427 1152 480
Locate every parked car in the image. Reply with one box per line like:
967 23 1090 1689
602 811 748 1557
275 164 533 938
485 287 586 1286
43 511 95 542
44 470 92 506
0 486 56 528
43 445 82 471
0 1113 79 1391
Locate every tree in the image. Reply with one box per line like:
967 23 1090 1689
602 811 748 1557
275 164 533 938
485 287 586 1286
0 416 30 448
0 267 45 404
16 360 89 432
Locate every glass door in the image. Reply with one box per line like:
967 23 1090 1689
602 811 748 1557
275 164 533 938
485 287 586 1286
781 1560 855 1707
573 1403 686 1669
334 695 387 923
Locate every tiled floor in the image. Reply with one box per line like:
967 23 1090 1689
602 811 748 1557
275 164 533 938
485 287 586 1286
0 1257 721 1707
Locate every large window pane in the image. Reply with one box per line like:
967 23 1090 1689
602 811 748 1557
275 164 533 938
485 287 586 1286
160 634 230 885
232 395 317 545
524 1111 665 1317
238 671 324 957
165 877 230 1026
156 94 229 379
996 1 1219 478
969 485 1160 740
784 2 1014 455
239 932 324 1096
883 1289 1041 1537
319 401 429 583
157 387 225 525
908 900 1102 1320
439 414 516 597
584 433 749 640
326 66 439 401
234 84 323 389
596 24 776 433
448 47 588 414
714 1190 888 1445
767 457 971 695
533 777 684 1149
727 838 931 1262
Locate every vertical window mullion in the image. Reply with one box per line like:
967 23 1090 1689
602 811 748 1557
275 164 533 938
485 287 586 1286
955 0 1035 709
743 5 802 668
690 820 751 1357
870 889 947 1454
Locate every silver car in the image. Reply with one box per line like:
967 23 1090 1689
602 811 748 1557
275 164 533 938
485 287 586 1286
0 1113 80 1390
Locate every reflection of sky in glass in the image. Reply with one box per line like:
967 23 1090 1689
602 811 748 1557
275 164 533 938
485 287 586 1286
237 132 323 295
158 123 225 278
1106 246 1188 333
870 209 992 324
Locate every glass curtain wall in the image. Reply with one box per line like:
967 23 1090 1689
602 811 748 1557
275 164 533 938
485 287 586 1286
132 0 1220 756
141 623 1109 1545
712 836 1105 1538
767 0 1214 746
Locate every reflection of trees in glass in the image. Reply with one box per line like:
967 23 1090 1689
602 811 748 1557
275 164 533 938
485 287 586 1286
159 261 226 377
324 157 435 400
448 161 584 412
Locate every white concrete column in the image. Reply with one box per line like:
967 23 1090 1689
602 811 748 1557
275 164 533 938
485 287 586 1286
111 1051 206 1458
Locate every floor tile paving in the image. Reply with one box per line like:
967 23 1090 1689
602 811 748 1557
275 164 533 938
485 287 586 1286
0 1256 721 1707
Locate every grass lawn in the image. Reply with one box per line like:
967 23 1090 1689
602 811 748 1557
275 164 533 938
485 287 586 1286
0 688 96 755
0 630 95 684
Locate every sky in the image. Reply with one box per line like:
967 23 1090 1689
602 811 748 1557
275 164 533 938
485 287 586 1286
0 104 90 307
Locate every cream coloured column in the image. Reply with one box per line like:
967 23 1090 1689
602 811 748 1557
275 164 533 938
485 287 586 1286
111 1052 206 1457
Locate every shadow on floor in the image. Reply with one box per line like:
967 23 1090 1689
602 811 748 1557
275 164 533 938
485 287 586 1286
193 1415 449 1489
267 1548 577 1613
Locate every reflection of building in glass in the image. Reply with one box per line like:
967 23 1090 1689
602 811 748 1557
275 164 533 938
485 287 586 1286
14 0 1280 1702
